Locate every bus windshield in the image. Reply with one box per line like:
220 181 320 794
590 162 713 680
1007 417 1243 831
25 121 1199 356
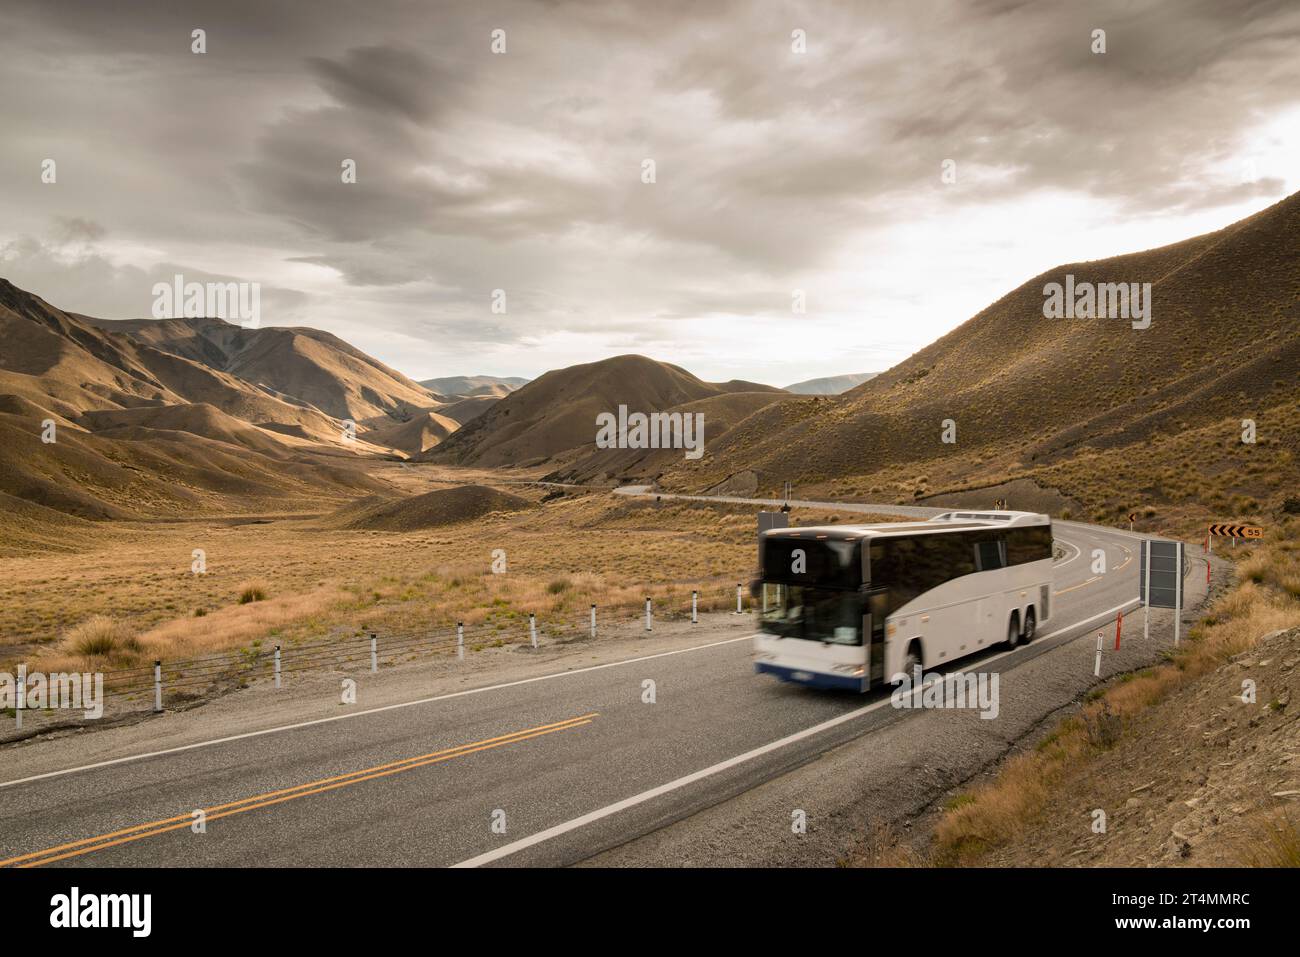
761 537 862 589
758 584 862 645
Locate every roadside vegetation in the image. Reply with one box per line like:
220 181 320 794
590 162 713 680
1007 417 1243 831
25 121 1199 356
929 517 1300 866
6 492 892 673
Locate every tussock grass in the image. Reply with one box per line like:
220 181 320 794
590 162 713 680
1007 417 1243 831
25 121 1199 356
237 579 269 604
934 518 1300 865
59 616 142 665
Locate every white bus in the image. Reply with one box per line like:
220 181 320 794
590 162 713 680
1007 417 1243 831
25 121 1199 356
753 511 1053 692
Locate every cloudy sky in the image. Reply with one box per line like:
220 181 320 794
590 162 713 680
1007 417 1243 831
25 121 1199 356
2 0 1298 386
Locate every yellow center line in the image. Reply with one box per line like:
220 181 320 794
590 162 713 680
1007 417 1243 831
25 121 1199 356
3 712 597 868
1055 575 1101 596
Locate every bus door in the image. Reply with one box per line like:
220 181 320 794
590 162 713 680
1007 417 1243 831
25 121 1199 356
865 587 888 686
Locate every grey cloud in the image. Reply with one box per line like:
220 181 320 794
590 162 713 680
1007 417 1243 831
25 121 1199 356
1 0 1297 382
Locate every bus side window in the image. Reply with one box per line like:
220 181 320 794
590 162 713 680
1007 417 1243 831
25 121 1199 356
975 538 1005 571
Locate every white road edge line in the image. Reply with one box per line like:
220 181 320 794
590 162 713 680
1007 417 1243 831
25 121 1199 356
0 633 757 791
452 597 1142 868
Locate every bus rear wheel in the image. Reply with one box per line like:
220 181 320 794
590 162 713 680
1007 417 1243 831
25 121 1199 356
1005 613 1021 649
1023 608 1037 643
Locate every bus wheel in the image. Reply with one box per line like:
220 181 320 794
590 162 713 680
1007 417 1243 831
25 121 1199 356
1005 613 1021 649
900 642 923 680
1023 608 1037 643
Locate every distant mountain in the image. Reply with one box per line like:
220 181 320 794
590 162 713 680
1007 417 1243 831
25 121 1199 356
84 315 439 421
783 373 878 395
418 375 530 398
427 355 782 468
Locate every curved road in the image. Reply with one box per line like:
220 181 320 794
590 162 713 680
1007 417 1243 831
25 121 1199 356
0 491 1177 868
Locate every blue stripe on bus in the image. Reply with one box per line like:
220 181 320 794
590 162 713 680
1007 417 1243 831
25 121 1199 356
755 661 867 692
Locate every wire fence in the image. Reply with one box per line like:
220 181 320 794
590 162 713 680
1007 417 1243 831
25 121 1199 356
8 583 754 730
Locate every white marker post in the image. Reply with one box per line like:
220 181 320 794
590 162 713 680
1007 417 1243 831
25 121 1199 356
15 664 24 731
590 604 596 639
1094 633 1103 677
1143 540 1151 642
530 613 538 649
370 633 378 673
274 645 281 689
735 583 743 615
644 598 652 632
153 660 162 713
457 621 464 660
691 590 698 624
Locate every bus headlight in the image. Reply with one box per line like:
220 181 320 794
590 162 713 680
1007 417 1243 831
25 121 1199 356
832 664 865 677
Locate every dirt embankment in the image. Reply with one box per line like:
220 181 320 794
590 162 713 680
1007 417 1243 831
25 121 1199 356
977 625 1299 866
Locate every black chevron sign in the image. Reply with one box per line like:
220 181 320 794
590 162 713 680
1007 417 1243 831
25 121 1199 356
1208 523 1264 538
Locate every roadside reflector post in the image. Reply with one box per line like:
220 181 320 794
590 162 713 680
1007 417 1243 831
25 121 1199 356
153 659 162 713
691 590 698 624
1094 633 1103 677
15 663 24 730
590 604 596 639
644 597 652 632
274 645 281 689
735 583 743 614
530 613 538 649
1143 540 1151 642
457 622 464 660
370 632 377 673
1115 612 1123 650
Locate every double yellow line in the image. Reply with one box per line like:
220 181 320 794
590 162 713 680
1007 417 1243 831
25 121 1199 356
2 712 597 868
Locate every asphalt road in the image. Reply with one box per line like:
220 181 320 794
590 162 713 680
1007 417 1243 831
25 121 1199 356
0 493 1174 868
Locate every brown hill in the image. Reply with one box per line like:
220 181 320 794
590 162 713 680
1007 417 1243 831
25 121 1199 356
78 403 299 459
0 280 399 520
546 390 797 485
0 405 385 522
0 280 354 447
330 484 535 531
361 410 460 456
85 315 439 421
655 192 1300 525
428 354 783 467
436 395 498 424
418 375 529 398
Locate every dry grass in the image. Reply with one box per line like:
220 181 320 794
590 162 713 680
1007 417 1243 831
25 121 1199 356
1236 815 1300 868
58 616 142 666
3 489 900 669
933 518 1300 865
237 579 269 604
